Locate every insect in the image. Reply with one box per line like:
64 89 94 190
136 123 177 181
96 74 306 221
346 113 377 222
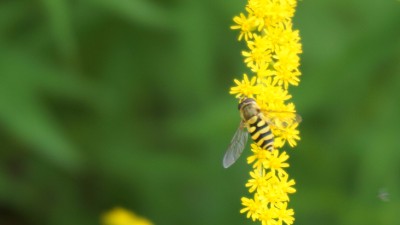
222 97 300 168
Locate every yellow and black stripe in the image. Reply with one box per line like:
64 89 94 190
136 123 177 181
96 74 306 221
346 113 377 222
247 115 274 151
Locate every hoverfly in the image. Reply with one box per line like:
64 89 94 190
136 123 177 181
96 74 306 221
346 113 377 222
222 97 301 168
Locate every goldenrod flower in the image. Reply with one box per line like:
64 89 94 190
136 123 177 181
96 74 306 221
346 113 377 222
273 62 301 89
246 170 272 193
258 207 278 225
275 202 295 225
277 174 296 194
229 0 301 224
231 13 257 41
247 143 268 168
242 48 272 70
230 74 260 98
240 195 263 221
252 62 275 78
263 150 289 176
273 123 300 148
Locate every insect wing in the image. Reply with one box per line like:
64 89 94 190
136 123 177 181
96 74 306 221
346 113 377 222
293 113 302 124
222 122 249 168
265 112 302 128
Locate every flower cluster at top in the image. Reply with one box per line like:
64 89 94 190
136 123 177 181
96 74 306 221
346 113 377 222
229 0 302 224
102 207 153 225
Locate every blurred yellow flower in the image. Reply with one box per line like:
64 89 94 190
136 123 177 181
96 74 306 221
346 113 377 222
102 207 153 225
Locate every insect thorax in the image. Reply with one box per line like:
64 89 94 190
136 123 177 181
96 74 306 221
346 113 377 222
240 103 260 121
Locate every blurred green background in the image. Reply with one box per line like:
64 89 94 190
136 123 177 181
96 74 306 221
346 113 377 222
0 0 400 225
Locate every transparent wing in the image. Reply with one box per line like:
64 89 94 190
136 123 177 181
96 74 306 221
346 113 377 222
265 111 302 129
222 122 249 168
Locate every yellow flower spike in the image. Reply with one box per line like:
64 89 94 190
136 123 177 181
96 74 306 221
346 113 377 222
230 0 301 224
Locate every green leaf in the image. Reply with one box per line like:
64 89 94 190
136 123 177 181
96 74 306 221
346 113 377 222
0 50 84 171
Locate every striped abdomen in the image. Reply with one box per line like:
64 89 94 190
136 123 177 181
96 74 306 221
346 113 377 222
246 114 274 150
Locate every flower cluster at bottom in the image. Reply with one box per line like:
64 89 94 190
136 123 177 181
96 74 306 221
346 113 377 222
241 144 296 225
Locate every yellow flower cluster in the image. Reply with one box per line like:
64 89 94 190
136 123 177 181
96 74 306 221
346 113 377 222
241 145 296 225
102 207 153 225
229 0 302 224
